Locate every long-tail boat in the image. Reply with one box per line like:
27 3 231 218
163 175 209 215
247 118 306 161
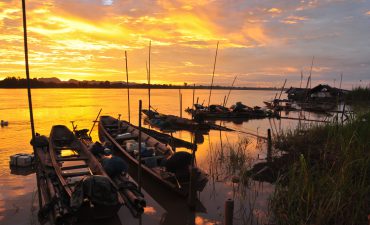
141 109 210 132
98 115 208 197
75 128 146 217
188 103 279 120
134 126 197 150
47 125 123 220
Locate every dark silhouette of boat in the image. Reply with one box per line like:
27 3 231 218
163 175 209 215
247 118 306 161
98 115 208 197
34 125 124 223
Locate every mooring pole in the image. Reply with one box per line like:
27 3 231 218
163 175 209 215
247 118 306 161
179 89 183 118
192 84 195 107
187 132 197 209
300 70 303 88
138 100 142 192
267 129 272 162
88 108 102 137
222 95 226 108
308 56 315 89
224 199 234 225
148 41 151 112
125 51 131 123
207 41 219 107
22 0 42 209
22 0 35 140
225 75 237 107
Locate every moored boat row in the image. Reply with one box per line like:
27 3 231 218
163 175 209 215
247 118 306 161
98 115 209 197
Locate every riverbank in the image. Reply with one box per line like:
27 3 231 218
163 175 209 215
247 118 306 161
269 106 370 224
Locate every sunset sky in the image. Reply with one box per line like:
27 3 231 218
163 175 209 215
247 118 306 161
0 0 369 87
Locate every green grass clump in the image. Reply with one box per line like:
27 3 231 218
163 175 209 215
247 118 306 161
270 112 370 225
345 86 370 107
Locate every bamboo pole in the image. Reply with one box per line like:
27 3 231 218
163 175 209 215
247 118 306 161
179 89 183 118
125 51 131 123
278 79 287 100
308 56 314 89
300 70 303 88
192 84 195 108
187 132 197 209
267 129 272 162
22 0 42 209
304 57 314 100
207 41 219 107
222 95 226 107
88 108 102 137
224 75 237 107
138 100 142 192
148 41 151 111
22 0 35 140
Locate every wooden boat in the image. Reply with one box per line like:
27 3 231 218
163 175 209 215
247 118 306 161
75 129 146 218
142 109 210 132
188 103 279 120
137 126 197 150
263 99 298 111
98 115 208 197
48 125 123 221
191 108 274 120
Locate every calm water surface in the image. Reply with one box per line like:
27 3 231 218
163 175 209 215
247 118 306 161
0 89 329 225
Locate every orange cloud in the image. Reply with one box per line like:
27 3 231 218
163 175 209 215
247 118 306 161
0 0 368 87
281 16 308 24
268 8 282 13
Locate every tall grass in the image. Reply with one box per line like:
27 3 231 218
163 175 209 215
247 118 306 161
345 86 370 107
270 112 370 225
206 137 270 224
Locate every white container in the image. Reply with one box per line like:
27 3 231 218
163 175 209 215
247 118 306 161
10 153 34 167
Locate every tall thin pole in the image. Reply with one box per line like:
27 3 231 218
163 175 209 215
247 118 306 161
208 41 219 107
192 84 195 108
179 89 182 118
88 108 102 137
308 56 314 89
22 0 35 140
224 75 237 107
300 70 303 88
305 57 314 100
22 0 41 209
222 95 226 107
148 41 151 111
278 79 287 100
125 51 131 123
138 100 142 191
339 72 343 89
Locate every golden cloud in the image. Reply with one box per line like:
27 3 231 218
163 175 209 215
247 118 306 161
280 16 308 24
268 8 282 13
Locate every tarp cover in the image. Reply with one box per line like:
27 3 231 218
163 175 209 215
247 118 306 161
71 175 118 210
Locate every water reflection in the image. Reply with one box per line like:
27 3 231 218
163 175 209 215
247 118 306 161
0 89 315 224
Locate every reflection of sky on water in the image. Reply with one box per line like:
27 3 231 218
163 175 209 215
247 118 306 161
0 88 327 224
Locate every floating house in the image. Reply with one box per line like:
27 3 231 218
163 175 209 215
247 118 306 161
286 84 347 101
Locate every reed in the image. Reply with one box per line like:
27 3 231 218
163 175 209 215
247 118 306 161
345 86 370 107
270 110 370 225
206 136 269 224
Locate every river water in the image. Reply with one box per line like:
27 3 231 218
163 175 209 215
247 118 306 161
0 88 330 225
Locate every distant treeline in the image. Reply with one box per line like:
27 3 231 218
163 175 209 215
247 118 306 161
0 76 280 90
